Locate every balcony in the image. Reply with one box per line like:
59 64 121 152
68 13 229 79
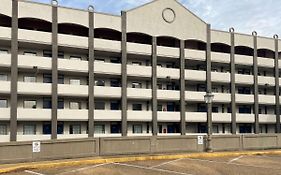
185 49 205 61
236 113 255 123
0 53 11 67
18 55 52 70
212 113 231 123
58 34 88 48
185 69 205 81
94 62 121 75
211 72 230 83
94 110 121 121
258 76 275 86
17 108 51 121
18 82 51 95
259 114 276 123
157 67 179 79
236 94 254 104
259 95 275 105
17 135 51 142
58 59 88 73
0 108 10 120
127 65 151 78
236 74 254 85
58 84 88 97
127 111 152 121
18 28 51 44
0 81 10 94
186 112 206 122
158 90 180 100
58 134 88 140
185 91 205 102
127 88 151 100
258 57 274 68
158 111 180 122
58 109 88 121
157 46 179 58
95 38 121 53
127 42 151 55
235 55 253 66
213 93 231 103
0 26 11 40
211 52 230 63
94 86 121 98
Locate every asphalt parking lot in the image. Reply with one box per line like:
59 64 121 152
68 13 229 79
4 154 281 175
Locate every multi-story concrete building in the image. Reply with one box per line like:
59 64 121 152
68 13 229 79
0 0 280 142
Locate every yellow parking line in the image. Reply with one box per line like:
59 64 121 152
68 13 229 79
0 150 281 174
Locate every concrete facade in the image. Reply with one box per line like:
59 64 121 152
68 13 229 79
0 0 281 142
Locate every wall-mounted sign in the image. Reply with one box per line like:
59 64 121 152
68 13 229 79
32 141 41 153
197 136 204 145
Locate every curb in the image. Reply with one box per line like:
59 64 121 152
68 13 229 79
0 150 281 174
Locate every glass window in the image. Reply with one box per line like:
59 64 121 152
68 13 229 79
239 124 252 133
70 79 80 85
0 49 8 54
95 124 105 134
24 100 37 109
167 102 175 112
70 102 81 110
110 79 120 87
110 123 121 133
213 125 219 133
133 124 142 134
95 80 105 86
157 104 162 111
57 123 64 134
43 123 51 135
70 56 81 60
132 104 142 111
95 101 105 110
43 50 52 58
43 74 52 83
24 76 36 83
110 58 120 63
0 99 7 108
58 99 64 109
58 75 64 84
70 124 81 134
157 83 162 90
110 102 120 110
0 74 8 81
132 82 142 88
43 98 52 109
58 51 64 59
23 124 36 135
0 124 7 135
23 51 37 56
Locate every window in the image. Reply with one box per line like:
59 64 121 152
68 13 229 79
212 106 219 113
43 74 52 83
69 124 81 134
70 102 81 110
110 79 120 87
197 84 206 92
110 123 121 133
23 124 36 135
23 51 37 56
132 104 142 111
0 74 8 81
0 99 7 108
132 82 142 88
198 124 207 133
43 50 52 58
24 100 37 109
70 79 80 85
95 101 105 110
197 104 207 112
24 76 36 83
110 58 120 63
58 99 64 109
110 102 120 110
239 106 251 114
213 125 219 133
95 80 105 86
132 61 142 66
43 98 52 109
43 123 51 135
239 124 252 133
57 122 64 134
70 56 81 60
58 51 64 59
133 124 142 134
0 124 7 135
95 124 105 134
157 83 162 90
0 49 8 54
167 124 180 133
167 102 175 112
58 75 64 84
157 104 163 111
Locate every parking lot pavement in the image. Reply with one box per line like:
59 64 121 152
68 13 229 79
3 155 281 175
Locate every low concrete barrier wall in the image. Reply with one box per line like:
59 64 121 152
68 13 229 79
0 134 281 163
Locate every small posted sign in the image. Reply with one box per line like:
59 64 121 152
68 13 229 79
32 141 41 153
197 136 204 145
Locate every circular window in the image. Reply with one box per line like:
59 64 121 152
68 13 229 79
162 8 176 23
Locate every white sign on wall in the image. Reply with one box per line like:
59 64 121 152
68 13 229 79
32 141 41 153
197 136 204 145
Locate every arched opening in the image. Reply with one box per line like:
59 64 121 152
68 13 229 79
18 18 51 32
94 28 121 41
235 46 253 56
127 32 152 44
185 40 206 51
0 14 11 27
157 36 180 48
211 43 231 53
257 49 274 58
58 23 88 37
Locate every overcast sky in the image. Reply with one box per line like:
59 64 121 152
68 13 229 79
31 0 281 38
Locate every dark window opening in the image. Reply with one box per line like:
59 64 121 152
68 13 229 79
58 23 88 37
95 28 121 41
127 33 152 44
19 18 51 32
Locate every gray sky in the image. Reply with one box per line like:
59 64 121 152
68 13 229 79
31 0 281 38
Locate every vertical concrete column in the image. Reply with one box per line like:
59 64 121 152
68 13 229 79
206 24 212 136
51 0 58 139
121 11 127 136
230 28 236 134
88 6 95 137
10 0 18 142
180 40 186 135
274 34 280 133
252 31 259 134
152 37 158 136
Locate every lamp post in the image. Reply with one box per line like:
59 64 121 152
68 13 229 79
204 92 214 152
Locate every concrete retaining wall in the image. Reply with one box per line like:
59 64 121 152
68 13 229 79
0 134 281 163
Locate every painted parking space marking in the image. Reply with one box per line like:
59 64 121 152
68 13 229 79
150 158 184 168
24 170 45 175
228 155 244 163
57 163 111 175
